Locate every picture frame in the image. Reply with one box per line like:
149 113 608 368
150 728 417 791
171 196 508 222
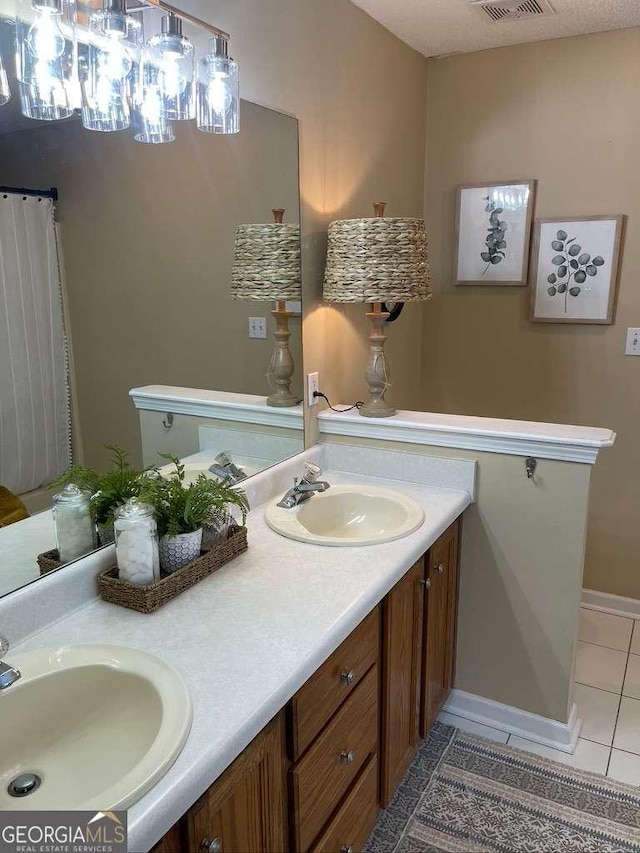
529 215 625 325
454 179 536 286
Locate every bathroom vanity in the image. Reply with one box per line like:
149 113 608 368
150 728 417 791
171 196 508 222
150 518 460 853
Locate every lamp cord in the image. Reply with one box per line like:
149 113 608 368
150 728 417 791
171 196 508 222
313 391 364 412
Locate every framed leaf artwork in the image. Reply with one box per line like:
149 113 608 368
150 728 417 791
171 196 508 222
454 179 536 286
529 215 625 324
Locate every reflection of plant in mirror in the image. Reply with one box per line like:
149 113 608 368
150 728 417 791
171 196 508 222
140 455 249 538
481 196 507 275
52 445 145 525
546 229 606 313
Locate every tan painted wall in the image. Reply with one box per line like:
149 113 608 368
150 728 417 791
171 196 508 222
0 101 301 469
322 434 593 722
175 0 429 441
424 29 639 599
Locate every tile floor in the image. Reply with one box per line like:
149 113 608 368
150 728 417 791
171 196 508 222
438 605 640 785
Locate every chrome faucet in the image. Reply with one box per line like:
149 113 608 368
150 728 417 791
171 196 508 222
208 452 247 486
0 635 20 690
277 463 331 509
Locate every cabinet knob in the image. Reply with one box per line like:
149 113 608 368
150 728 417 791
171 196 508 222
420 578 431 589
340 749 355 765
433 563 445 574
340 669 355 685
201 838 222 853
340 847 354 853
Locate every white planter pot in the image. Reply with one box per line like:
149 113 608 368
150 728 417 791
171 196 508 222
159 528 203 574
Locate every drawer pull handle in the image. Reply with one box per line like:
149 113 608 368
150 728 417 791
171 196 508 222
433 563 445 574
201 839 222 853
420 578 431 589
340 749 355 765
340 847 354 853
340 669 356 685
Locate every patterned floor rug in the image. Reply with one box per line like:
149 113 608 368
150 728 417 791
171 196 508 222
365 722 640 853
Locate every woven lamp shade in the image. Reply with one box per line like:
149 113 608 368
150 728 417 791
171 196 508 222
231 217 302 302
323 216 432 303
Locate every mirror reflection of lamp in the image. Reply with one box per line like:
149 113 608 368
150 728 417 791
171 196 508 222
323 202 432 418
231 209 302 408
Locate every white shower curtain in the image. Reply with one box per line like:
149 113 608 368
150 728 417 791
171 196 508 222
0 192 71 495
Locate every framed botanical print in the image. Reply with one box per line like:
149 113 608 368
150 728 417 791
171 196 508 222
454 179 536 286
530 215 625 324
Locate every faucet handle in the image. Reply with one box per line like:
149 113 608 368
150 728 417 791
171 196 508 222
0 635 9 657
303 463 322 484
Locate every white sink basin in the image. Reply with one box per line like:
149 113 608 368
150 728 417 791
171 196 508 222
0 644 191 811
266 484 425 546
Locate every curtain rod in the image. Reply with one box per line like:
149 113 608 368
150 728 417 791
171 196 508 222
0 186 58 201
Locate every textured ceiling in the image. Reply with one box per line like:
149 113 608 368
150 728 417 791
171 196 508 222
349 0 640 57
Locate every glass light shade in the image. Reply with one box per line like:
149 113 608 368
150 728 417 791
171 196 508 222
130 58 174 144
197 47 239 135
80 5 142 132
146 15 194 121
15 0 76 121
0 55 10 106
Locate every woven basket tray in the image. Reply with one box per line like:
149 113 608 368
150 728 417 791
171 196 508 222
37 549 63 575
98 525 248 614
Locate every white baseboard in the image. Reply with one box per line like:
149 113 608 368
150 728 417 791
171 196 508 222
442 689 582 754
582 588 640 620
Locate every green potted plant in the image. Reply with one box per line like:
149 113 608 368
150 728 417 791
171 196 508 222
53 446 145 545
140 456 249 574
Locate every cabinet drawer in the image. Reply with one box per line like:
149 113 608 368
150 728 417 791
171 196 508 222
310 754 379 853
288 607 379 760
290 665 378 852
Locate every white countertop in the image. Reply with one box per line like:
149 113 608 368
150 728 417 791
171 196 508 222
13 469 471 853
318 408 616 464
0 509 55 597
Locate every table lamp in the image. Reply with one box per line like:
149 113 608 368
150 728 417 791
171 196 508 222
323 202 432 418
231 208 302 407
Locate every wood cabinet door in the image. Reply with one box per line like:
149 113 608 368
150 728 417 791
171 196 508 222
380 558 424 807
187 712 288 853
420 520 460 738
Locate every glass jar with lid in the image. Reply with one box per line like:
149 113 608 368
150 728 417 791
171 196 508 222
114 498 160 586
52 483 96 564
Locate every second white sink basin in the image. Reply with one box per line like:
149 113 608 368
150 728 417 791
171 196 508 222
0 644 192 812
266 484 425 546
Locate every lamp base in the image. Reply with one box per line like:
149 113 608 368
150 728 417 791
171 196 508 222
359 304 396 419
267 305 298 408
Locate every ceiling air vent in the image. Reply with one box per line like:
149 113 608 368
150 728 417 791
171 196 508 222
469 0 556 24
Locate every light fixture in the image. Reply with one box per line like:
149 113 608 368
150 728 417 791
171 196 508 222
323 202 432 418
80 0 141 132
130 63 175 144
197 34 239 135
15 0 76 121
231 209 302 407
146 12 194 122
0 53 10 105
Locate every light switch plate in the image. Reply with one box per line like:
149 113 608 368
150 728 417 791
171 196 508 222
248 317 267 339
625 328 640 356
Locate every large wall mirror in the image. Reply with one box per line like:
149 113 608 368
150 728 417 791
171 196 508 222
0 1 303 597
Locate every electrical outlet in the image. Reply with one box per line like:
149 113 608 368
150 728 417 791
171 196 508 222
625 328 640 356
248 317 267 339
307 372 319 406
